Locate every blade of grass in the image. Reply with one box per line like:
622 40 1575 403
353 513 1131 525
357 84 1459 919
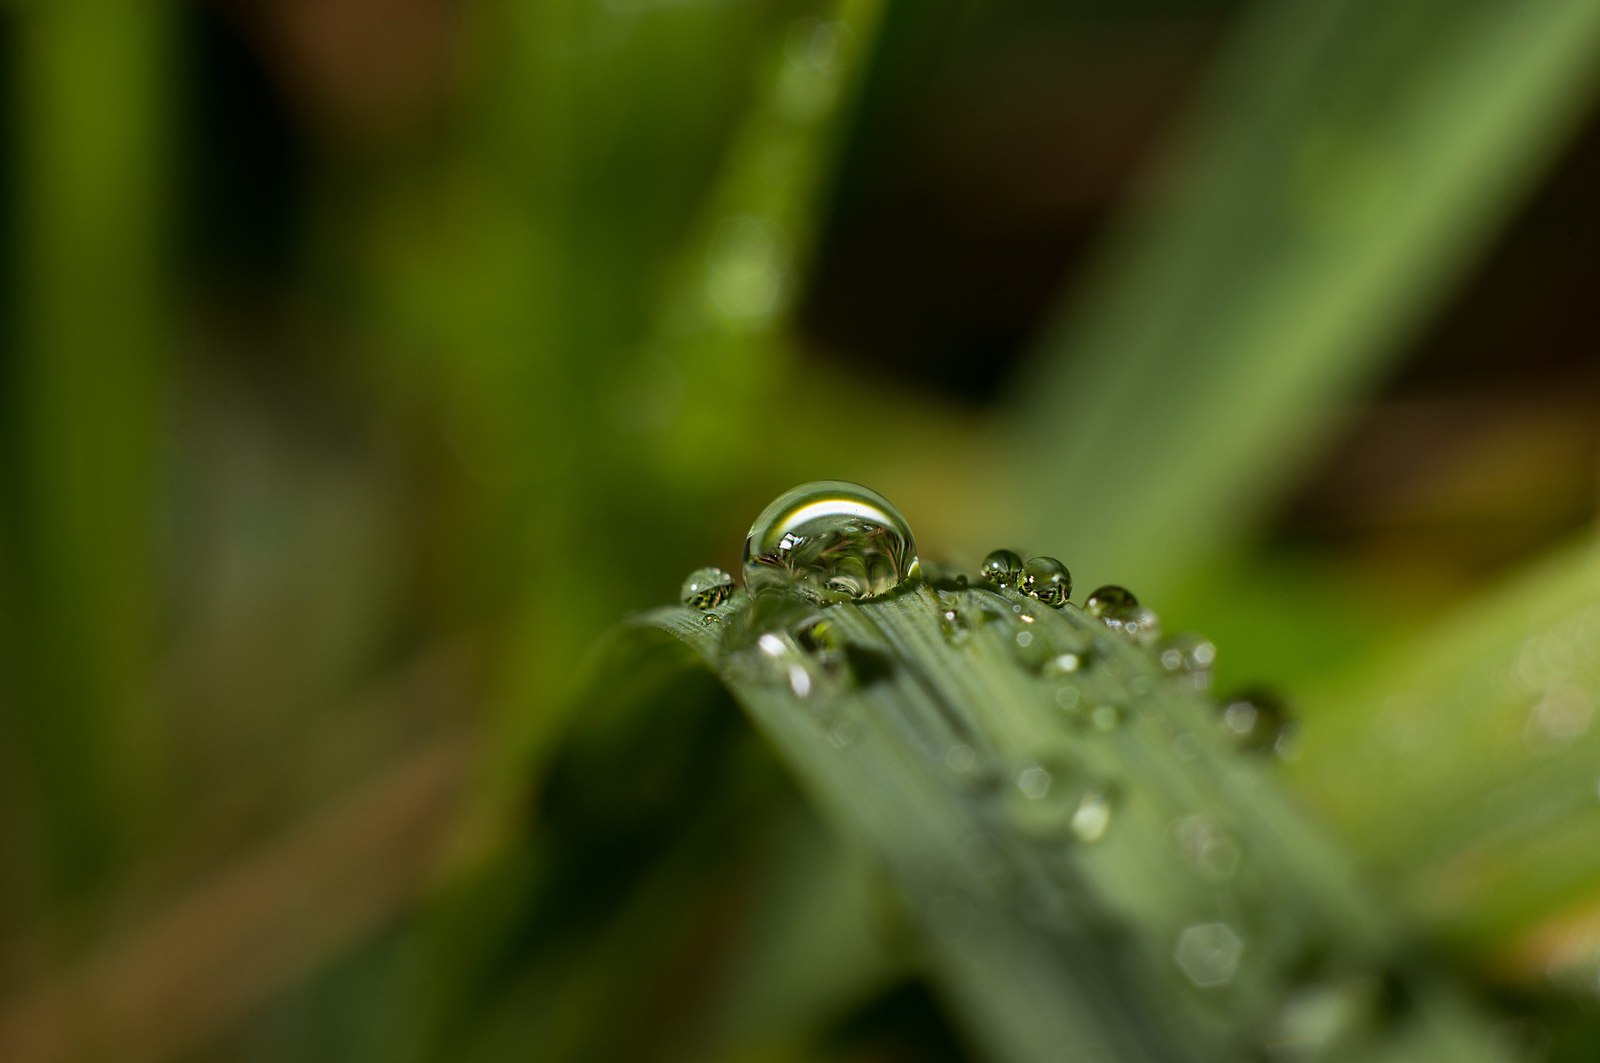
631 577 1506 1063
1004 0 1600 596
1286 537 1600 961
3 0 175 902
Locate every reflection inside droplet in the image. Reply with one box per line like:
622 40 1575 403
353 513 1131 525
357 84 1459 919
743 480 920 603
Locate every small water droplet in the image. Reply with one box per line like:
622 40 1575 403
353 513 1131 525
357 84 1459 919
1159 633 1217 690
1174 922 1243 988
980 548 1024 588
1069 790 1113 842
1524 683 1594 746
1017 763 1053 800
1045 652 1082 674
1015 629 1035 649
758 632 815 698
827 720 860 748
940 607 971 645
1020 555 1072 607
1090 704 1125 732
1053 685 1082 711
943 743 999 792
681 566 736 609
1219 689 1293 755
744 481 920 603
1265 975 1405 1059
705 215 788 325
1085 585 1138 618
1004 758 1081 835
1116 605 1162 645
1173 814 1240 880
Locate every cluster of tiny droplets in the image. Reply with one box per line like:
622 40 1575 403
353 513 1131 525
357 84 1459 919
972 550 1292 756
680 480 1293 759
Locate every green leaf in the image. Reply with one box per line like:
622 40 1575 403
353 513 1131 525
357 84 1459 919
611 574 1507 1062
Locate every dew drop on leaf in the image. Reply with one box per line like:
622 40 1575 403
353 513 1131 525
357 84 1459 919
680 566 736 609
1020 555 1072 607
980 548 1024 588
1219 689 1293 755
940 607 971 645
743 481 920 603
1118 605 1162 645
1159 633 1217 690
1069 790 1114 842
1085 585 1138 618
1174 922 1243 988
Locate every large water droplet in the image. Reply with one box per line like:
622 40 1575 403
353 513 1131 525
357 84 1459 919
1020 556 1072 607
743 481 920 603
979 548 1024 588
680 566 736 609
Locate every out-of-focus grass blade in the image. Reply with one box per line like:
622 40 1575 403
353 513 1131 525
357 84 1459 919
3 0 174 900
1005 0 1600 595
638 0 887 487
1287 538 1600 966
630 578 1506 1063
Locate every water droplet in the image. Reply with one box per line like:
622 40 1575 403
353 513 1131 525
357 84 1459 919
1090 704 1125 732
775 17 851 120
680 566 736 609
1045 652 1082 674
1069 790 1113 842
1159 633 1217 690
1017 764 1053 800
706 215 787 325
1116 605 1162 645
1173 814 1240 880
1020 556 1072 607
827 720 860 748
1004 758 1082 836
1053 685 1082 711
744 481 920 603
980 548 1024 588
1015 630 1035 649
758 632 815 698
928 571 970 592
1085 585 1138 618
943 743 999 792
1219 689 1293 755
1524 683 1594 746
1265 975 1404 1059
940 607 971 645
1174 922 1243 988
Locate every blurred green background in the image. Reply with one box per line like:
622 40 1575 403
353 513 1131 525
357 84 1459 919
2 0 1600 1059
